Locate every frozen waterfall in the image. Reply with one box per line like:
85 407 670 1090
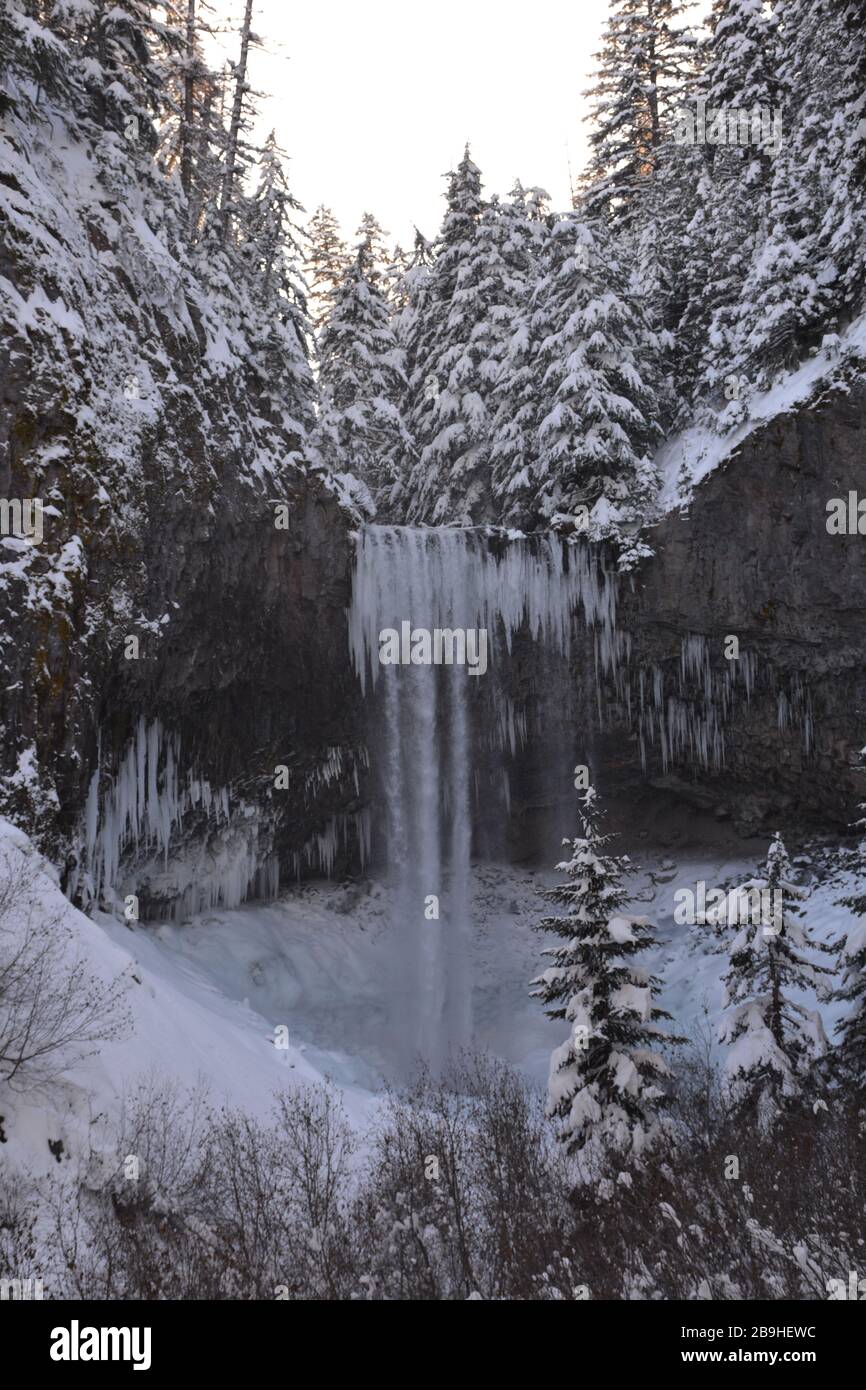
348 525 615 1070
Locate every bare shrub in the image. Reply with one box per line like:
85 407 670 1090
0 1174 40 1296
269 1084 356 1298
20 1049 866 1301
0 845 131 1091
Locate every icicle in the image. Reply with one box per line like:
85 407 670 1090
81 719 281 917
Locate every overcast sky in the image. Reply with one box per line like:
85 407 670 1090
208 0 615 250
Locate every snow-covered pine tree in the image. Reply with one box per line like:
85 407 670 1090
531 787 679 1159
627 136 699 421
402 146 497 523
388 226 434 316
719 833 832 1124
354 211 390 289
487 184 554 526
817 0 866 329
0 0 78 111
692 1 784 406
218 0 259 246
305 205 349 333
240 131 317 442
581 0 698 230
157 0 221 223
314 236 412 507
723 0 860 391
532 213 661 551
78 0 183 146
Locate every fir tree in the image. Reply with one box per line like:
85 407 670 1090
305 205 349 333
354 211 390 289
315 237 412 506
818 0 866 326
487 183 558 527
720 0 861 390
533 214 661 538
218 0 259 246
701 2 782 391
582 0 698 229
76 0 183 146
240 132 316 440
157 0 220 225
388 226 434 316
402 146 492 523
531 787 679 1158
719 834 832 1123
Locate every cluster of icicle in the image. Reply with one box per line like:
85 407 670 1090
634 634 813 774
348 524 618 705
80 718 278 916
292 807 372 880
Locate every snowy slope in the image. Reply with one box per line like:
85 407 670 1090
656 313 866 510
0 816 858 1186
0 819 376 1185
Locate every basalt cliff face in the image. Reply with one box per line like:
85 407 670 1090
600 381 866 835
0 101 364 916
0 379 363 914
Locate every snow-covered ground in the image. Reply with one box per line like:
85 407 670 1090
0 817 857 1184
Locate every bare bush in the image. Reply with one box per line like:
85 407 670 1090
19 1049 866 1301
0 845 131 1091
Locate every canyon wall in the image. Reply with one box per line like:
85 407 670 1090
601 380 866 835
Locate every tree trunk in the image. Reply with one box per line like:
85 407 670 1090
180 0 196 200
220 0 255 245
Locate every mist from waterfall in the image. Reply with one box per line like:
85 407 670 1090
348 525 615 1072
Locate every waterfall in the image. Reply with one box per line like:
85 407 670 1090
348 525 615 1070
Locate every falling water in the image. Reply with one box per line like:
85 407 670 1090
348 525 615 1070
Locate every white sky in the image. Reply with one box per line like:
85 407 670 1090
208 0 614 250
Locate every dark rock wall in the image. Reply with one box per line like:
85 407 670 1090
603 382 866 833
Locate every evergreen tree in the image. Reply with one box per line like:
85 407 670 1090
532 214 661 539
835 922 866 1094
73 0 183 146
388 226 435 316
488 188 555 527
218 0 259 245
402 146 492 523
531 787 679 1158
315 238 412 506
702 2 781 392
157 0 221 226
717 0 862 392
628 137 698 407
354 211 390 288
240 132 316 439
0 0 76 111
818 0 866 326
719 834 832 1123
581 0 698 230
305 205 349 332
